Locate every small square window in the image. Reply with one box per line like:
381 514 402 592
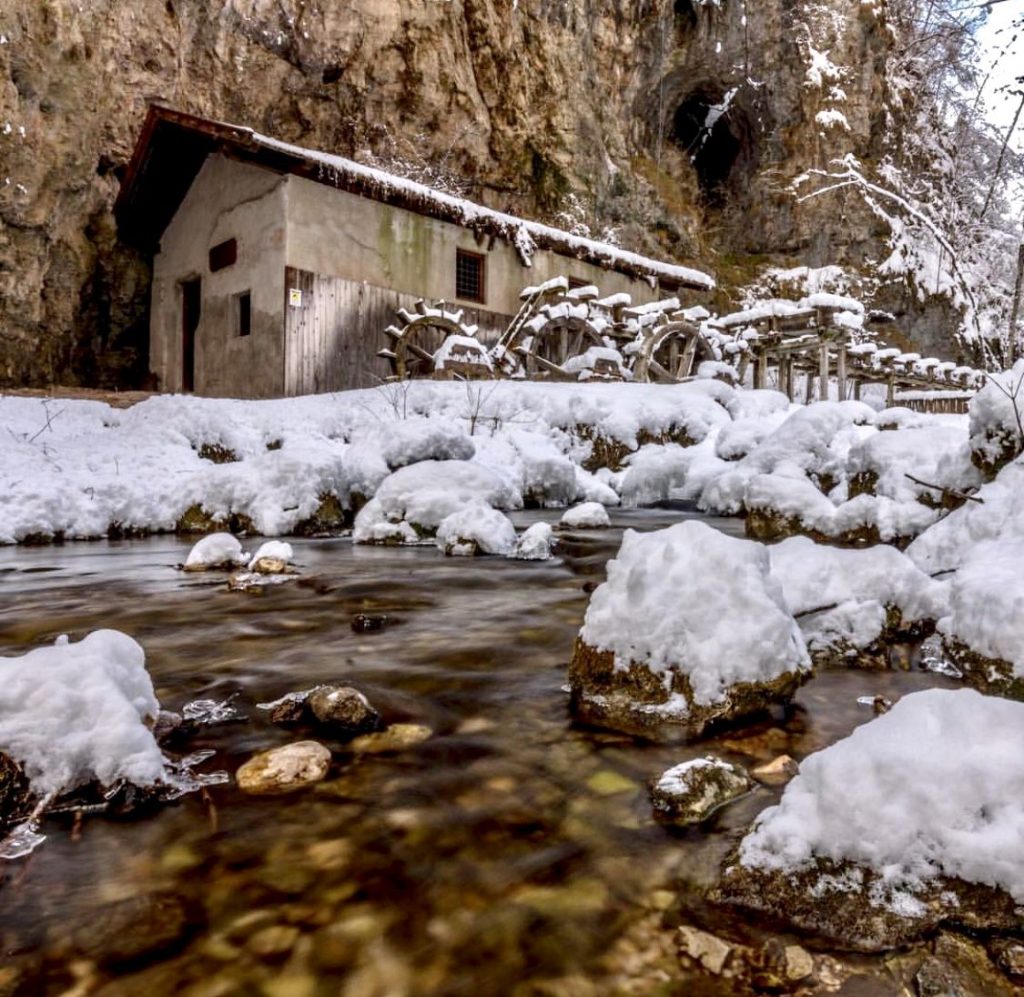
456 249 485 303
235 291 251 337
568 277 589 290
209 238 237 272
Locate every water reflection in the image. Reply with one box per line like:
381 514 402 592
0 510 959 995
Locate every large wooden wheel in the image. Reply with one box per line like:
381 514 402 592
631 320 717 382
517 314 607 378
380 302 471 380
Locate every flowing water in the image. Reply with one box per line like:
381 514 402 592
0 509 959 996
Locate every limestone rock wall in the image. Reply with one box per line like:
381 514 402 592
0 0 896 388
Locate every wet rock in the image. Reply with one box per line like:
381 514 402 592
751 755 799 785
714 855 1023 953
351 613 388 632
197 442 238 464
916 932 1018 997
989 937 1024 978
150 710 183 742
308 687 382 734
347 723 433 754
65 891 193 967
677 925 733 975
246 924 300 961
650 756 752 824
748 937 816 990
236 741 332 795
293 492 348 536
0 751 31 828
248 540 295 575
943 638 1024 701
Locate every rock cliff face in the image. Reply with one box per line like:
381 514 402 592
1 0 897 388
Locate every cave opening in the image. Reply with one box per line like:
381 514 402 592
671 87 750 208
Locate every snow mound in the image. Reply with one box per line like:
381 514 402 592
184 532 247 570
740 688 1024 905
248 540 295 570
939 539 1024 675
513 522 556 560
434 501 518 556
770 538 948 657
353 459 521 544
560 502 611 529
0 631 167 797
968 361 1024 472
579 520 810 705
382 420 475 469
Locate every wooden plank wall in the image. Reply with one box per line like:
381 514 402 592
284 267 512 395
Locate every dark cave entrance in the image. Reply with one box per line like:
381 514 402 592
671 87 751 207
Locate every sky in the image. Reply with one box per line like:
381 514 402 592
975 0 1024 151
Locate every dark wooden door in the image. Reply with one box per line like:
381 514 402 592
182 278 201 392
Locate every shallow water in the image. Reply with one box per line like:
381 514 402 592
0 509 959 996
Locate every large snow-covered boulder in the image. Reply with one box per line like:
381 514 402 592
968 362 1024 476
352 460 521 545
0 631 167 799
434 501 518 557
717 689 1024 950
938 539 1024 699
569 521 811 738
183 532 247 571
907 457 1024 575
769 538 949 667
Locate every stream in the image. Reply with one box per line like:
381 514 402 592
0 507 959 996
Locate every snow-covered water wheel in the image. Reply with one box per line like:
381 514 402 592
518 315 606 379
632 321 717 383
380 302 472 380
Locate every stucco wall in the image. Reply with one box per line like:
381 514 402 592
283 173 668 321
151 156 287 397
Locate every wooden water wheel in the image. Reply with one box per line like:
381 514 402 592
378 301 473 380
631 319 718 383
516 312 608 379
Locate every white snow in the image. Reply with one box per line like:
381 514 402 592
0 631 167 797
434 501 518 556
740 689 1024 906
513 522 556 560
560 502 611 529
184 532 247 569
938 539 1024 671
353 459 520 544
249 540 295 568
579 520 810 704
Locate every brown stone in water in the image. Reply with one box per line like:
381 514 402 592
750 754 799 785
568 637 808 740
307 686 381 733
236 741 332 795
714 854 1023 953
0 752 30 828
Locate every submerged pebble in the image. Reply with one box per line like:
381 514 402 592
236 742 331 795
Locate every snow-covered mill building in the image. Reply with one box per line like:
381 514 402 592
116 105 714 398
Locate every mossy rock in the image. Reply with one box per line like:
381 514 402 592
745 507 883 548
568 637 809 740
0 752 31 829
176 505 255 536
848 469 878 499
971 429 1021 480
943 638 1024 700
575 425 696 472
804 605 936 671
196 442 239 464
293 493 349 537
714 853 1022 953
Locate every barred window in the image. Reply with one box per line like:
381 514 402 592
456 249 485 303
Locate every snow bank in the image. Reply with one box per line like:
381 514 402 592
968 361 1024 470
353 460 520 544
0 631 167 797
770 537 948 656
938 539 1024 674
740 688 1024 905
579 521 810 705
907 458 1024 574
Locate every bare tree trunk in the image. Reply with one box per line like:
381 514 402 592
1010 242 1024 366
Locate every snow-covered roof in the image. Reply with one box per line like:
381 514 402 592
117 105 715 291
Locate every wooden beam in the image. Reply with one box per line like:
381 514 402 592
837 343 847 400
818 343 829 401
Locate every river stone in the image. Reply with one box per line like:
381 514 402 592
236 741 332 795
916 932 1018 997
714 854 1023 952
650 756 752 824
66 891 193 967
750 755 799 785
0 752 30 828
308 687 381 733
943 638 1024 701
347 724 433 754
677 926 733 975
569 638 807 740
